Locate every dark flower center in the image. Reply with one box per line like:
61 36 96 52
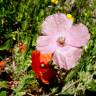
57 36 65 46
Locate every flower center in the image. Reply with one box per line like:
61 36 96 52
41 63 45 68
57 36 65 46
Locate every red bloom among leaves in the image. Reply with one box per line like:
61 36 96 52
18 42 26 53
0 60 6 73
32 50 55 84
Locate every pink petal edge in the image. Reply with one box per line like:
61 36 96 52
53 46 82 70
41 13 73 36
65 23 90 47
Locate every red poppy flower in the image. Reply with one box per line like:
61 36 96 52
18 42 26 53
0 60 6 73
32 50 55 84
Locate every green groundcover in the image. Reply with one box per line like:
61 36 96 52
0 0 96 96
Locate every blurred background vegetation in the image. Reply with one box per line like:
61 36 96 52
0 0 96 96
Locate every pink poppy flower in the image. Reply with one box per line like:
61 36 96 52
36 13 90 70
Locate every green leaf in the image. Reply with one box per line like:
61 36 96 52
0 81 7 88
0 56 3 60
0 91 6 96
0 39 12 50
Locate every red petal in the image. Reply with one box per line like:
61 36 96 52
32 50 55 84
32 50 41 77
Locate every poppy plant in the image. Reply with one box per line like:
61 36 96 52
18 42 26 53
0 60 6 73
36 13 90 70
32 50 55 84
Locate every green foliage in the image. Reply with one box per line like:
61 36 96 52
0 91 6 96
0 0 96 95
0 39 13 50
0 81 7 88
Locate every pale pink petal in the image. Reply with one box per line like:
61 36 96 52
42 13 73 36
36 36 58 53
65 23 90 47
53 46 82 70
